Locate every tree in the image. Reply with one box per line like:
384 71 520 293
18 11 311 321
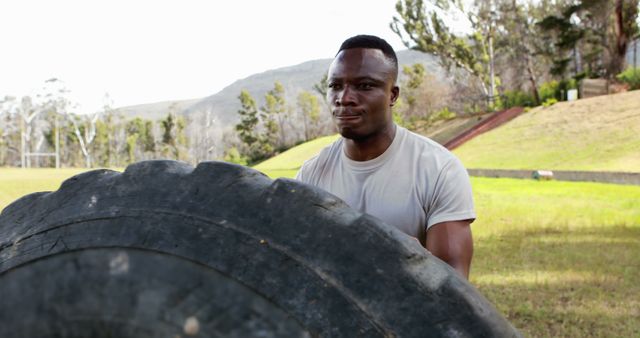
0 97 21 166
10 90 64 168
313 73 330 109
160 112 187 160
312 73 336 136
235 90 259 148
233 89 280 164
41 78 76 167
400 63 426 119
262 82 288 148
61 90 115 168
396 63 451 123
391 0 499 104
68 111 101 168
91 95 119 167
494 0 552 104
93 117 113 167
142 119 156 154
538 1 601 78
611 0 640 75
222 146 248 166
125 118 144 163
14 96 40 168
297 91 321 141
538 0 639 79
123 116 157 164
188 110 221 163
44 112 82 167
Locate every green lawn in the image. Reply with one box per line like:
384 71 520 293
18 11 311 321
2 167 639 337
469 177 640 337
253 133 340 174
0 168 97 211
453 90 640 172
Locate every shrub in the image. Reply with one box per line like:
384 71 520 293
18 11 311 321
430 107 456 121
391 99 409 127
501 90 536 108
223 147 249 166
539 80 559 103
539 79 578 102
542 98 558 107
616 67 640 90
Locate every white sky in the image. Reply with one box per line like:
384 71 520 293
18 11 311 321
0 0 469 113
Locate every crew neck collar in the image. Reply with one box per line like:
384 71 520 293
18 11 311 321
341 126 404 171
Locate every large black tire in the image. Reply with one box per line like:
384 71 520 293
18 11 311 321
0 160 520 337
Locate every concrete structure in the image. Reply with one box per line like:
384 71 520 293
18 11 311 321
467 169 640 186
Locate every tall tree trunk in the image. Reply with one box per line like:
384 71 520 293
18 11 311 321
525 54 541 104
612 0 629 76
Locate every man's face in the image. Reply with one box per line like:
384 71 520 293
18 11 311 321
327 48 399 141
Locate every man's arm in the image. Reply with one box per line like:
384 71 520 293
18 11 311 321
425 220 473 279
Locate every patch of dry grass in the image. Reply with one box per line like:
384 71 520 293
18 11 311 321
454 91 640 172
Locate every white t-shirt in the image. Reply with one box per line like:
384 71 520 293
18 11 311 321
296 126 475 242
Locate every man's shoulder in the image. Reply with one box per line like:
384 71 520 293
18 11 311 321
301 137 343 168
297 137 343 182
398 127 457 162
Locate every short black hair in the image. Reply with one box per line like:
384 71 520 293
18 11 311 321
338 35 398 68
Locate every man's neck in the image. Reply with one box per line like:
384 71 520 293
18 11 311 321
343 124 397 161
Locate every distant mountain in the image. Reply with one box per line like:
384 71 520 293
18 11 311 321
114 41 640 124
186 49 441 126
115 98 202 121
115 50 442 127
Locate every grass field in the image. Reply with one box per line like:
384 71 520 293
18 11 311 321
469 177 640 337
453 90 640 172
3 167 638 337
252 133 340 178
0 168 97 211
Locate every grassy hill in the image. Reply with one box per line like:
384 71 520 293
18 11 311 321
453 90 640 172
253 134 340 178
255 90 640 178
413 112 494 145
252 113 497 179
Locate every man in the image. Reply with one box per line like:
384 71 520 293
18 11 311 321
296 35 475 279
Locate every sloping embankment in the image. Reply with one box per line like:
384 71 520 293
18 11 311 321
453 90 640 172
443 107 524 150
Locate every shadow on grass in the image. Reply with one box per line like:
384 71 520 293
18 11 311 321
471 225 640 337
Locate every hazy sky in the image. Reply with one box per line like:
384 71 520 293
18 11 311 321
0 0 467 113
